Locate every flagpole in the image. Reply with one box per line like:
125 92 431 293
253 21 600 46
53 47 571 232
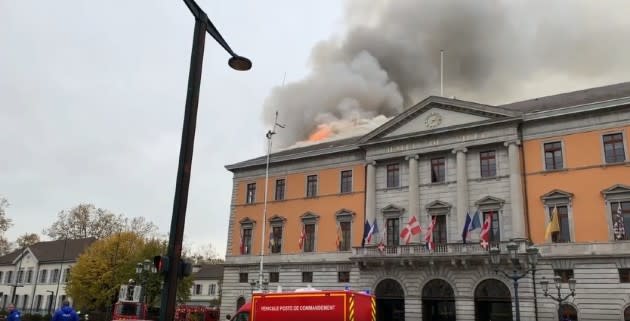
258 112 284 291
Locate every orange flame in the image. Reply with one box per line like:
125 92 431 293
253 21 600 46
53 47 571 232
308 124 333 142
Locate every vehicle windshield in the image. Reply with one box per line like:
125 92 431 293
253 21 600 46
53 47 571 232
116 303 141 316
232 312 249 321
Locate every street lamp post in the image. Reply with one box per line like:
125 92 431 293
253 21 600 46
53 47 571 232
540 276 576 321
249 279 269 294
160 1 251 321
135 259 153 304
489 242 540 321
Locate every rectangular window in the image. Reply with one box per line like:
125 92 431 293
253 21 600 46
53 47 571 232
17 269 24 283
274 179 285 201
0 272 3 284
480 151 497 177
302 272 313 283
603 133 626 163
339 221 351 251
26 269 33 284
6 271 12 284
35 295 42 310
612 201 630 241
271 226 283 254
433 215 448 245
386 218 400 246
306 175 318 198
619 269 630 283
239 273 248 283
63 268 70 283
209 284 216 295
550 206 571 243
304 224 316 252
483 211 501 244
22 295 28 310
246 183 256 204
340 170 353 193
544 142 564 170
431 158 446 183
39 270 47 283
269 272 279 283
554 269 574 283
51 269 60 283
337 271 350 283
194 284 202 295
242 228 252 255
386 164 400 188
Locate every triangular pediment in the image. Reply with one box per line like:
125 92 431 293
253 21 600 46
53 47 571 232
601 184 630 196
425 200 452 211
475 196 506 207
239 217 256 225
268 215 286 223
360 96 518 143
300 212 320 220
381 204 405 214
540 189 574 201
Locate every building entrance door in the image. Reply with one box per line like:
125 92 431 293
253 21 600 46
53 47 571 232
375 279 405 321
422 279 456 321
474 279 512 321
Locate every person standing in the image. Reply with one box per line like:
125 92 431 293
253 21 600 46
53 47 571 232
7 304 21 321
51 300 79 321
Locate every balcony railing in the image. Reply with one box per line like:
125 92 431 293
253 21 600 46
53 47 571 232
352 240 529 258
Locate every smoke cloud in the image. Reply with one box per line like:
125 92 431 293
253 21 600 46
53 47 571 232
263 0 630 148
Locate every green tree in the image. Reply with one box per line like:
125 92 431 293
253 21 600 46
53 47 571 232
66 232 191 311
0 197 13 255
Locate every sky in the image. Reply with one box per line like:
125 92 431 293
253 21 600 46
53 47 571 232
0 0 344 256
2 0 630 258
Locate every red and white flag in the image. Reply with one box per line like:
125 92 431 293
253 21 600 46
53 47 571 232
298 224 305 249
400 216 422 244
480 213 492 249
424 216 436 251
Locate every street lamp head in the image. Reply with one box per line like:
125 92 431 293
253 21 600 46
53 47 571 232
540 277 549 293
489 246 501 266
554 275 562 289
568 278 577 293
506 241 519 263
143 259 151 272
526 245 539 267
228 55 252 71
136 263 143 274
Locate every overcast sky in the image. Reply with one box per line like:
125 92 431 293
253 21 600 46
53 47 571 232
3 1 630 258
0 0 344 256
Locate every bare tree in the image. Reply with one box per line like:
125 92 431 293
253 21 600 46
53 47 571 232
16 233 40 248
0 197 13 255
124 216 158 238
44 204 125 239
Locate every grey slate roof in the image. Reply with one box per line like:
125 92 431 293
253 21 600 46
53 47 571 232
0 238 96 266
193 264 224 279
227 82 630 171
500 81 630 112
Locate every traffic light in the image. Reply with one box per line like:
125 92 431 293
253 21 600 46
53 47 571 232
153 255 170 275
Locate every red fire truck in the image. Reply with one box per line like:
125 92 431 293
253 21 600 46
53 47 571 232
227 289 375 321
175 305 220 321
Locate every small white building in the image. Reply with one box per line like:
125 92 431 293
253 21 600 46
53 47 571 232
187 264 223 307
0 238 95 314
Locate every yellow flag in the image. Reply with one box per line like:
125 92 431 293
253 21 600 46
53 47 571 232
336 225 343 249
545 206 560 240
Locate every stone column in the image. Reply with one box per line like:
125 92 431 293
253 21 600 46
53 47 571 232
505 140 526 239
406 155 419 242
366 161 376 225
453 147 468 239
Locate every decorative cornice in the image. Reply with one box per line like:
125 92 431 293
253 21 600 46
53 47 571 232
404 154 419 161
451 147 468 154
503 139 522 147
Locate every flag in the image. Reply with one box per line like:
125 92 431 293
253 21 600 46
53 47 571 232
470 210 482 231
424 216 436 251
462 212 472 243
366 219 379 244
377 228 386 253
268 231 275 250
400 216 422 245
545 206 560 240
335 224 342 249
361 219 370 247
298 224 305 249
614 203 626 240
480 213 492 249
239 229 244 254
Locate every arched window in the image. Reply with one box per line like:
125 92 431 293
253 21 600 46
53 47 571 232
422 279 455 321
559 303 578 321
474 279 512 321
624 305 630 321
236 297 246 311
375 279 405 321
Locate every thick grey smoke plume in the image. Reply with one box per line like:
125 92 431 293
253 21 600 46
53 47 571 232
263 0 630 148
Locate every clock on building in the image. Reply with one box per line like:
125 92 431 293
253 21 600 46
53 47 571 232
425 112 442 128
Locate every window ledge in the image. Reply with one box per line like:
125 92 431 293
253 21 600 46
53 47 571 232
542 168 569 174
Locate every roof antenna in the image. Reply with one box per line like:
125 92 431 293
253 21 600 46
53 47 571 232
440 50 444 97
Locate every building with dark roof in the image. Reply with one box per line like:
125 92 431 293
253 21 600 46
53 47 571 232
221 82 630 321
0 238 96 314
187 264 224 307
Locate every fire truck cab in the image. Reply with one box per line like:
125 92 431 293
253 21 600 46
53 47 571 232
112 282 149 321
